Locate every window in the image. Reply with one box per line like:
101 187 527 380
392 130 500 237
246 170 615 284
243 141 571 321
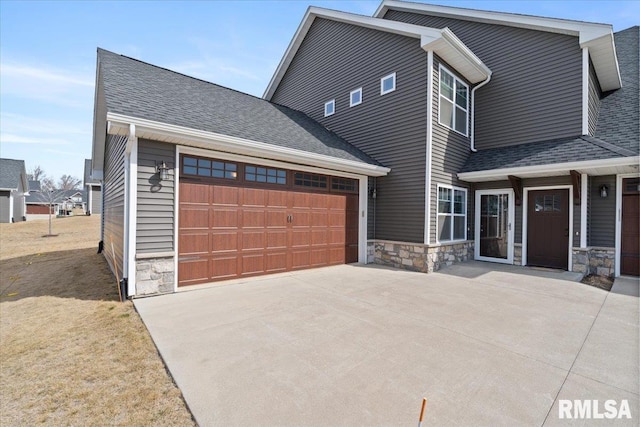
380 73 396 95
439 66 468 136
324 99 335 117
534 195 561 212
350 87 362 107
437 185 467 242
245 165 286 185
331 177 357 192
182 156 237 179
294 172 327 188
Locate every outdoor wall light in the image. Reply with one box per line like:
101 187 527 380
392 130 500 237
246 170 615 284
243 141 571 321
599 184 608 198
156 161 170 181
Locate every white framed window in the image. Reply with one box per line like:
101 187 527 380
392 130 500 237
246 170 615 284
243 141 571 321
380 73 396 95
324 99 335 117
350 87 362 107
437 184 467 243
438 65 468 136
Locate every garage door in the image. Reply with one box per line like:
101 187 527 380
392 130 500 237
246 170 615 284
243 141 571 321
178 155 359 286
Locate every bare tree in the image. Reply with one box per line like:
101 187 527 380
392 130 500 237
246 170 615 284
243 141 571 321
58 174 82 191
39 179 65 236
27 165 46 182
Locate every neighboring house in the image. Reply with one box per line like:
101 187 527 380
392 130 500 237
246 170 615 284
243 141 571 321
91 1 639 298
0 158 29 223
84 158 102 215
26 188 85 218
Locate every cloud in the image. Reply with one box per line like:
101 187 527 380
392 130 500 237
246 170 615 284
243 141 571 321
0 60 94 108
0 133 70 145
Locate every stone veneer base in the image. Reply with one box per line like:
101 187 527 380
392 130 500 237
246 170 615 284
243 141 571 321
135 256 175 295
368 240 474 273
572 247 615 277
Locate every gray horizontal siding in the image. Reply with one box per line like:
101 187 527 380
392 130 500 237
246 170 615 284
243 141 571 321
588 59 602 136
271 18 427 243
136 139 175 253
383 10 583 149
431 54 473 243
102 134 127 276
589 175 616 247
474 175 579 247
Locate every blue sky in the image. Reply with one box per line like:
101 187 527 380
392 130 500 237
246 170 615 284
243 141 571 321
1 0 638 182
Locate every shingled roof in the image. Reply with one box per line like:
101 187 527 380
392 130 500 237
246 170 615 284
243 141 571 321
461 135 636 173
462 27 638 175
0 158 28 191
594 26 639 154
97 48 380 167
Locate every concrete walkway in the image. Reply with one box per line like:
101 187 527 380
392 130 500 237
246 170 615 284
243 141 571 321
134 262 639 426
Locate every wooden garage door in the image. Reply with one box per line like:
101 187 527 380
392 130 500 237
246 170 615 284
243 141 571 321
178 181 358 286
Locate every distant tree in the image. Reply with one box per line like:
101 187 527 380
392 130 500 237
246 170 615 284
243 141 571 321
27 165 46 182
58 174 82 190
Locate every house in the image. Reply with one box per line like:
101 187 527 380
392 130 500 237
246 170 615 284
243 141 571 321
0 158 29 223
26 188 85 218
91 1 639 297
84 158 102 215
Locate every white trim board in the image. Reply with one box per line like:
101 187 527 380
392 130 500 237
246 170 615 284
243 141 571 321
424 50 434 244
374 0 620 91
106 113 390 178
615 173 640 277
522 185 574 271
263 6 490 100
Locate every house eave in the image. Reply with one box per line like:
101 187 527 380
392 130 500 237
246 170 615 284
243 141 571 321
263 6 490 99
375 0 621 91
458 156 640 182
106 113 390 177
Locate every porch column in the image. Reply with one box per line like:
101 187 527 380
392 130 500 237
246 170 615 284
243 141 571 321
580 173 588 248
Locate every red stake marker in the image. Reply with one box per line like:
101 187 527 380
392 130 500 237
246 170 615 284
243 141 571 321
418 398 427 427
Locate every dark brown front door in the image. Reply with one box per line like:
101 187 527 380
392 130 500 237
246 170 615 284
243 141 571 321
527 189 569 269
621 178 640 276
178 182 358 286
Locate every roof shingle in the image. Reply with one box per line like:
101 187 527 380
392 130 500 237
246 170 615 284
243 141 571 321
98 49 380 166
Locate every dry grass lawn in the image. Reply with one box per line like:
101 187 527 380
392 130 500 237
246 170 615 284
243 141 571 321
0 216 195 426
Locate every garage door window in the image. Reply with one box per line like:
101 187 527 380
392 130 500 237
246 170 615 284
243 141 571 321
331 177 357 192
294 172 327 188
183 156 237 180
246 165 286 184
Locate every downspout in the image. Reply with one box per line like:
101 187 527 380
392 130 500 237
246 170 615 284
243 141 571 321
470 72 492 152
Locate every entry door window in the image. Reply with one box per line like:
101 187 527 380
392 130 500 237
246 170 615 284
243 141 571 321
479 194 509 259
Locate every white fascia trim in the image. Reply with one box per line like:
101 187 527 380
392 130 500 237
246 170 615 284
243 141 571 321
580 173 588 248
0 187 17 192
377 1 620 91
458 156 640 182
424 50 434 245
375 0 612 42
263 6 490 99
106 113 390 177
125 125 138 297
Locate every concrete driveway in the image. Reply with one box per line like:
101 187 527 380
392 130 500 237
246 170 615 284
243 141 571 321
134 262 639 426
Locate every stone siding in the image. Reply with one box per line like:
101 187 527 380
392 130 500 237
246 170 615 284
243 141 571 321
572 247 615 277
368 240 473 273
135 256 174 295
514 244 523 266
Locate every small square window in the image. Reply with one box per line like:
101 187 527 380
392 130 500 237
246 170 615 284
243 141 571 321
350 87 362 107
380 73 396 95
324 99 335 117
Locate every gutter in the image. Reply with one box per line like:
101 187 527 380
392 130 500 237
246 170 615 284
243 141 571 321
470 72 492 152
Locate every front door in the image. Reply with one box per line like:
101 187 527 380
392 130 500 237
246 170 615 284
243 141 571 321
621 178 640 276
475 190 514 264
527 189 569 270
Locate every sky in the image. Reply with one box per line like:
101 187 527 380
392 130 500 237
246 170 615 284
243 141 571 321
1 0 638 183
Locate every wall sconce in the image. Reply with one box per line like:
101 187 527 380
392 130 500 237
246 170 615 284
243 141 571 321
599 184 608 198
156 161 170 181
370 188 377 199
